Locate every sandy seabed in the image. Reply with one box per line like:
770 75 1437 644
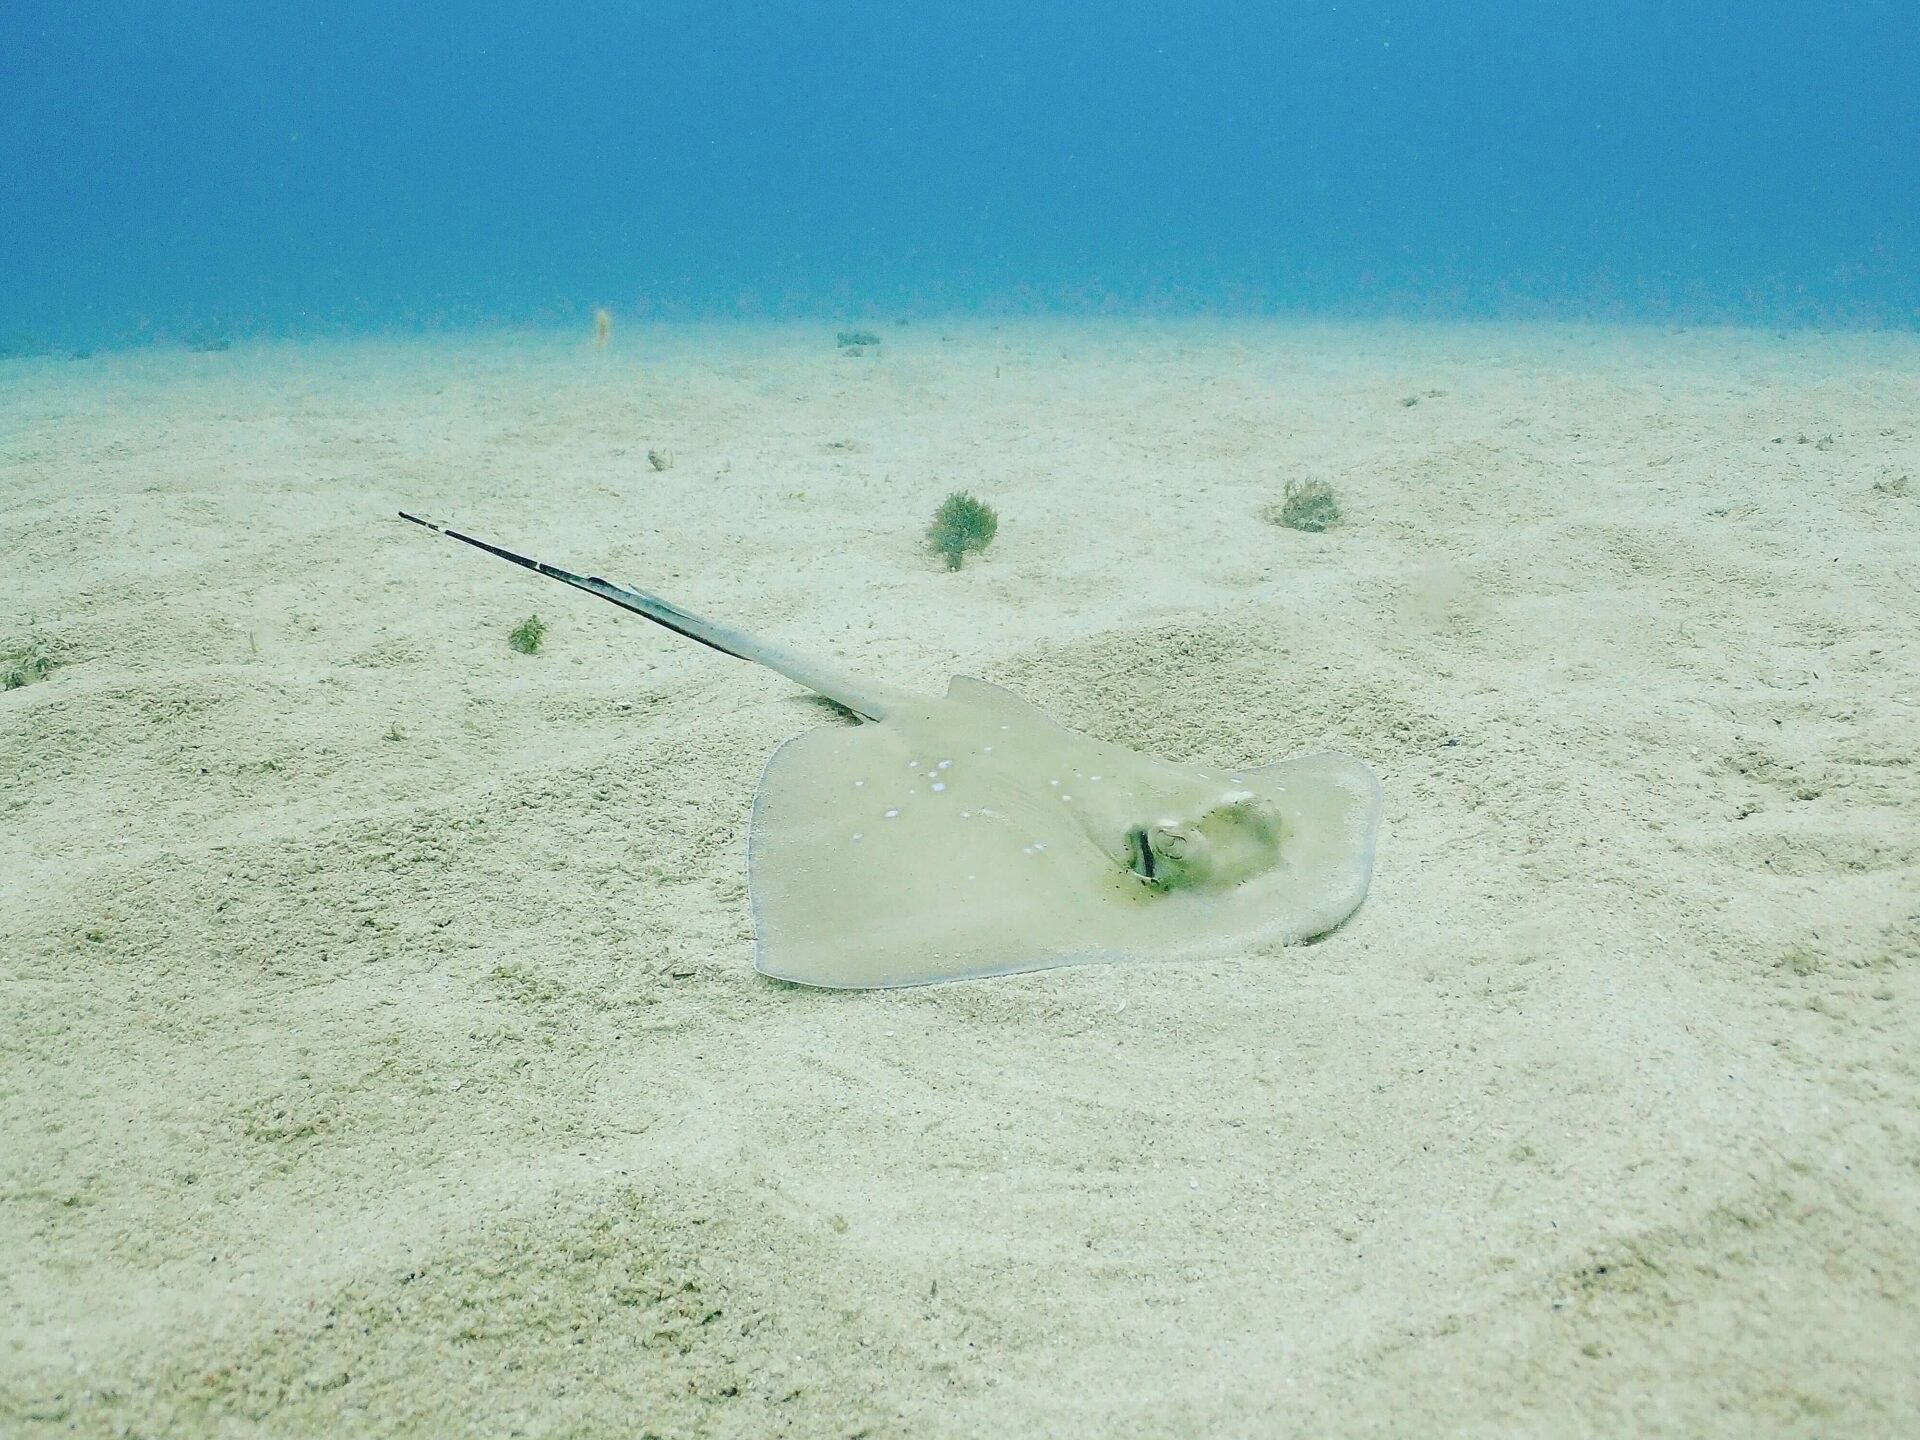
3 319 1917 1437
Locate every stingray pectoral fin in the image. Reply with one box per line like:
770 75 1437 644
744 717 1115 990
943 673 1050 715
1251 749 1385 940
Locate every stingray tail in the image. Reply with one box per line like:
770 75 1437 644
399 511 894 721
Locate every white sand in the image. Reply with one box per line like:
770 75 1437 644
3 319 1916 1436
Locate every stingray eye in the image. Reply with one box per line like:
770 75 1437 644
1121 822 1215 892
1124 822 1222 890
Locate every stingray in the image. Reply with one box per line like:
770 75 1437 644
400 512 1384 989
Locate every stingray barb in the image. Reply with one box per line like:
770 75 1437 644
401 512 1384 989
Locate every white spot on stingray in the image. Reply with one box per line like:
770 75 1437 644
931 781 947 792
883 807 900 819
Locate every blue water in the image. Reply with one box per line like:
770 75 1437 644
4 1 1917 348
